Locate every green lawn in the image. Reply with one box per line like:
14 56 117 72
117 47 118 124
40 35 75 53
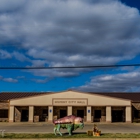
0 133 140 139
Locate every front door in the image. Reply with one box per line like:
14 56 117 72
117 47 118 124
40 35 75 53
77 110 84 118
112 110 124 122
21 110 28 122
94 110 101 122
60 110 67 118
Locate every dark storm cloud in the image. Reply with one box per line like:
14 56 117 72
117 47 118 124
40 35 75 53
0 0 140 77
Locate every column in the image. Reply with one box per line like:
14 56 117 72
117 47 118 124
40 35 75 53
29 106 34 122
67 106 72 116
9 106 14 122
125 106 132 123
48 106 53 122
87 106 91 122
106 106 111 123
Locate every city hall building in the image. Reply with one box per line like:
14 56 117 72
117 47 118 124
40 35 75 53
0 90 140 123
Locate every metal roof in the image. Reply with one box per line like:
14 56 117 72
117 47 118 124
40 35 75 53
0 91 140 102
90 92 140 102
0 92 49 101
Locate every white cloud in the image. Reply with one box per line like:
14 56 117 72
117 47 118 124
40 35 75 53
0 49 12 59
31 77 52 83
12 51 30 62
3 78 18 83
17 76 25 79
27 69 79 77
0 75 18 83
31 60 47 67
77 69 140 92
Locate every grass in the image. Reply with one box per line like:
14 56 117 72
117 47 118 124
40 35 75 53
0 133 140 139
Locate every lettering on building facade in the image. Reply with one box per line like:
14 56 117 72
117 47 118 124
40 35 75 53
53 99 88 106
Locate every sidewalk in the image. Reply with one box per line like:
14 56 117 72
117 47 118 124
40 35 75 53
0 122 140 134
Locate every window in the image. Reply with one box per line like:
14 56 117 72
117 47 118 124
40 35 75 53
0 110 8 118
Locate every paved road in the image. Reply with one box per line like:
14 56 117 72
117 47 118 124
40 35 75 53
0 122 140 134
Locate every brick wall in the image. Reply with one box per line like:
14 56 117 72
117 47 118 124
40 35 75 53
72 106 87 121
0 102 9 109
0 102 9 122
15 106 28 122
92 107 106 122
34 106 48 122
53 106 67 119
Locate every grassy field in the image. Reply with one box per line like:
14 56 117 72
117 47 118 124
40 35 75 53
0 133 140 139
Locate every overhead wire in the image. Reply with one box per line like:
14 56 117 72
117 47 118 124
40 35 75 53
0 64 140 69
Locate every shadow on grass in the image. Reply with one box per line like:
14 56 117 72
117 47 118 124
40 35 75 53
72 132 87 135
59 132 87 136
2 133 140 139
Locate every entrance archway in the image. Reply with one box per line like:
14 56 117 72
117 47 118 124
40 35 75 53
112 107 125 122
72 106 86 121
54 106 67 119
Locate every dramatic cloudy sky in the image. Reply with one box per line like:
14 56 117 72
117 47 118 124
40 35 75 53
0 0 140 92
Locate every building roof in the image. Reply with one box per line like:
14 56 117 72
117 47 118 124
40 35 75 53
90 92 140 102
0 91 140 102
0 92 49 101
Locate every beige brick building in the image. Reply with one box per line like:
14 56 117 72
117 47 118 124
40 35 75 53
0 90 140 123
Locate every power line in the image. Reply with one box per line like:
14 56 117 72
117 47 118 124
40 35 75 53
0 64 140 69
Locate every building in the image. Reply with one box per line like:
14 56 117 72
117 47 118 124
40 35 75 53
0 90 140 123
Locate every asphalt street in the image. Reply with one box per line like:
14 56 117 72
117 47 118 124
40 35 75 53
0 123 140 134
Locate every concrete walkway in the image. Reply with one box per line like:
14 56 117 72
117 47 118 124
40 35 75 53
0 122 140 134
